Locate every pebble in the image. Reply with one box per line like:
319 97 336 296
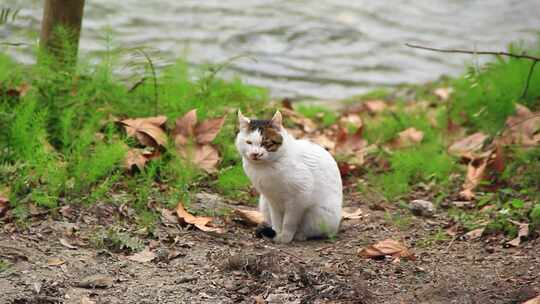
409 200 435 217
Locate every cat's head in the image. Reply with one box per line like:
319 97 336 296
235 110 286 163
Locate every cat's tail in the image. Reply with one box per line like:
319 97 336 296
255 225 276 239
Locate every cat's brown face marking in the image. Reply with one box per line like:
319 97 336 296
248 120 283 152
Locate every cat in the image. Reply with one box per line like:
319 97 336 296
235 110 343 243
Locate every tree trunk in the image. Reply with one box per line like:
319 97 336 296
39 0 85 68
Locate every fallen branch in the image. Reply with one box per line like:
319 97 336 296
405 43 540 99
405 43 540 61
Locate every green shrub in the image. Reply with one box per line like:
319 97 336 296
451 43 540 133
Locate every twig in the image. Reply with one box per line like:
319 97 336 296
405 43 540 99
405 43 540 61
521 60 538 99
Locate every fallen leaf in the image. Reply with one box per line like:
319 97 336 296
0 193 9 218
500 104 540 146
174 109 198 145
445 224 460 237
522 295 540 304
124 149 148 171
59 238 78 250
390 127 424 148
339 113 363 126
358 239 414 260
281 108 318 133
186 144 220 173
308 133 336 152
448 132 489 158
281 97 293 110
233 208 264 226
77 274 113 289
335 127 367 156
462 227 485 241
80 296 96 304
195 116 226 144
459 157 488 200
363 100 387 114
128 246 156 263
434 87 452 101
5 82 31 97
491 143 505 174
342 208 363 220
507 222 529 247
120 116 167 148
175 201 223 233
47 257 65 266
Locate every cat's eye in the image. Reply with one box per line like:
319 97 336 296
246 140 253 145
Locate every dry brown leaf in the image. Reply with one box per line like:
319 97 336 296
335 126 368 165
193 144 220 173
128 246 156 263
463 227 485 241
500 104 540 146
434 87 452 101
363 100 387 114
121 116 167 148
124 149 148 171
391 127 424 148
281 108 318 133
233 208 264 226
522 295 540 304
59 238 78 250
47 257 65 266
459 157 488 200
507 222 529 247
176 201 223 233
174 109 198 144
342 208 363 220
0 193 9 218
448 132 489 158
308 133 336 152
5 82 31 97
339 114 363 126
358 239 414 260
195 116 226 144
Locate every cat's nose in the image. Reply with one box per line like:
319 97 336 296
250 152 263 160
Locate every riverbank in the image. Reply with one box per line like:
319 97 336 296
1 45 539 303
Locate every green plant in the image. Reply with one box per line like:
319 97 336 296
297 105 337 127
375 141 454 199
216 164 250 198
90 228 144 253
451 43 540 133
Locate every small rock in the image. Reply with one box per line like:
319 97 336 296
76 274 113 289
451 201 474 209
409 200 435 217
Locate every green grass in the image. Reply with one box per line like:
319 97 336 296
450 42 540 133
296 105 338 127
216 164 251 199
0 38 269 225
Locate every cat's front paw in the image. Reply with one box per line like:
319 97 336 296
274 232 294 244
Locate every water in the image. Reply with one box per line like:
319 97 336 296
2 0 540 100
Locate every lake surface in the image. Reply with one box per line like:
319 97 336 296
3 0 540 99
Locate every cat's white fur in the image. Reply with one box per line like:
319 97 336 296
235 110 342 243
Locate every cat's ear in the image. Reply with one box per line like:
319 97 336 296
238 109 250 131
271 110 283 129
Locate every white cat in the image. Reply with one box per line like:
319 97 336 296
235 110 343 243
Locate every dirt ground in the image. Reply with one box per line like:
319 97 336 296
1 193 539 304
